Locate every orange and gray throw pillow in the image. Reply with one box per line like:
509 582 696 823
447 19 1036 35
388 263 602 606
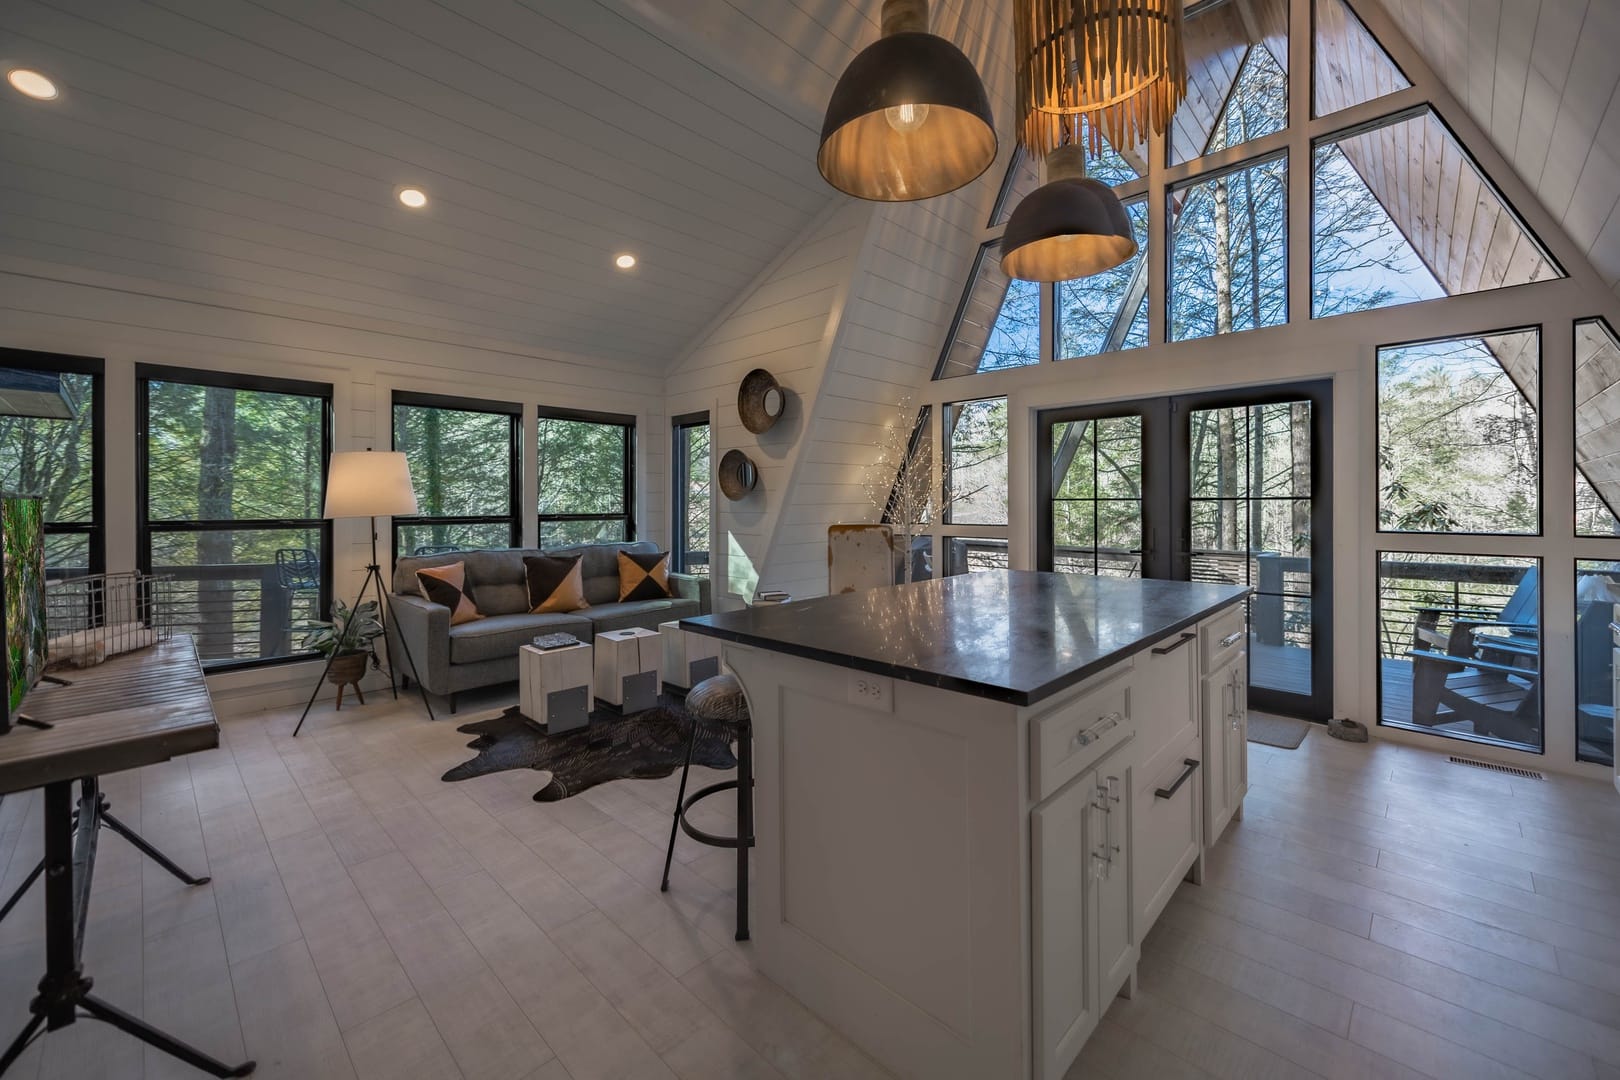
416 562 483 625
524 554 588 613
617 550 672 602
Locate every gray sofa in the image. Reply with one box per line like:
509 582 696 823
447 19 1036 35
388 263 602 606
387 541 710 712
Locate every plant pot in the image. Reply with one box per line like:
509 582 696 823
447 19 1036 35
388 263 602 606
326 650 368 686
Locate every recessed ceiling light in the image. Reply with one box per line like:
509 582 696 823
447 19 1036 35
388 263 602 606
614 253 636 270
397 187 427 209
7 69 58 101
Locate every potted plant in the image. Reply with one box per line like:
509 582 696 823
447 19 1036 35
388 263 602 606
301 598 384 707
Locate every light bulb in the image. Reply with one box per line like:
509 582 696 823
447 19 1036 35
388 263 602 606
883 102 929 134
397 188 428 209
7 69 58 100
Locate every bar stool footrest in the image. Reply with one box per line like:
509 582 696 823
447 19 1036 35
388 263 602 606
677 780 755 849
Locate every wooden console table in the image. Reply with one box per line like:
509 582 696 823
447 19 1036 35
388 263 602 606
0 637 255 1077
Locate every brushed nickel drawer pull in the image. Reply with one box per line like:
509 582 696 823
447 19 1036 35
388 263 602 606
1072 712 1123 748
1219 630 1245 648
1151 632 1197 655
1154 758 1200 799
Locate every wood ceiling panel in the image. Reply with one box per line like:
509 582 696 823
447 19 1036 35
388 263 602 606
0 0 852 369
1377 0 1620 298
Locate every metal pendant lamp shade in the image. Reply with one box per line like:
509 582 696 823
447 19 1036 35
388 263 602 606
1001 145 1136 282
1014 0 1187 158
817 0 997 202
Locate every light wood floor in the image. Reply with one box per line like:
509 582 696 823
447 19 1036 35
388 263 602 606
0 686 1617 1080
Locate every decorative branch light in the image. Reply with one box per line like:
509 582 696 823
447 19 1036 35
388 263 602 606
817 0 997 202
1002 0 1187 281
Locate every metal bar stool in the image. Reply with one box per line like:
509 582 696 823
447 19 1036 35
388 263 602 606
660 673 754 941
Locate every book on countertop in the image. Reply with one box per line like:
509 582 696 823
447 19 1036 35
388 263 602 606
752 589 791 605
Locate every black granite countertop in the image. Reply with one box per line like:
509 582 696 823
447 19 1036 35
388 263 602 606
681 570 1250 706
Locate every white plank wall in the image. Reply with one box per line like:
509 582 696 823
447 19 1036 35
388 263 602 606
664 202 871 605
761 183 998 599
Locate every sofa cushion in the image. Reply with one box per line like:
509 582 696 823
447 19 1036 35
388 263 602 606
617 550 672 601
524 554 588 613
584 598 699 635
550 540 659 605
416 563 483 625
448 612 591 665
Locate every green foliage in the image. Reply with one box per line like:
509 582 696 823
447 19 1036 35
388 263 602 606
537 417 631 545
944 398 1010 525
300 598 383 658
0 373 94 573
1377 334 1539 534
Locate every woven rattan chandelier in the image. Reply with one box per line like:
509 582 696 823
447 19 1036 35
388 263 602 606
1002 0 1186 281
1014 0 1187 158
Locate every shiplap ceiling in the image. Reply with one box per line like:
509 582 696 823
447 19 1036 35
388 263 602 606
0 0 866 371
1374 0 1620 298
6 0 1619 372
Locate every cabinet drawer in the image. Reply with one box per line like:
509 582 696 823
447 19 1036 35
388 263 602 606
1200 605 1247 674
1134 735 1201 933
1031 670 1133 801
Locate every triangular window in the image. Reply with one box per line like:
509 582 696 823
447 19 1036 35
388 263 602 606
1576 318 1620 536
934 241 1041 379
1314 0 1410 117
1173 1 1289 165
1312 108 1564 318
1057 199 1149 359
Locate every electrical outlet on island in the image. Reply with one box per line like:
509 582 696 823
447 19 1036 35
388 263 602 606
847 671 893 712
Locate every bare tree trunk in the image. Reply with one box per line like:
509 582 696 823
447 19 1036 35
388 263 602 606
425 407 444 549
1211 179 1240 552
1251 406 1265 549
1291 402 1311 553
198 388 237 659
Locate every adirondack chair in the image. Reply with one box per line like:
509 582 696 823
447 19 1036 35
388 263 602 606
1406 566 1541 746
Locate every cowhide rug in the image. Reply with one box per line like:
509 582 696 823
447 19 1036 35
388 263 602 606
442 701 736 802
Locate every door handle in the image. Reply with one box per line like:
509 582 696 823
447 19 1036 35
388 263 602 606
1219 630 1245 649
1151 632 1197 655
1154 758 1200 799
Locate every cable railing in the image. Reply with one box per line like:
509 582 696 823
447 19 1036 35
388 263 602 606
151 563 323 665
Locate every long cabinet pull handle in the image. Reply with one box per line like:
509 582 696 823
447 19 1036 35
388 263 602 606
1151 632 1197 655
1219 630 1245 648
1154 758 1200 800
1072 712 1123 748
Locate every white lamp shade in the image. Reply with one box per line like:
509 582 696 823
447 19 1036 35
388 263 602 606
323 451 418 518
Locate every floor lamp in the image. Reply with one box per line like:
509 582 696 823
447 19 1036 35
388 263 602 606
294 449 435 736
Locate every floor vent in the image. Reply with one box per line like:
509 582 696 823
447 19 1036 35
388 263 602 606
1447 755 1543 780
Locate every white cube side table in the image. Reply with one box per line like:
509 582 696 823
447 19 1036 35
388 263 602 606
594 628 663 713
519 642 594 732
659 620 723 691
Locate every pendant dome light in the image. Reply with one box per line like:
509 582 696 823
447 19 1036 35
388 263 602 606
817 0 997 202
1001 143 1136 281
1002 0 1186 281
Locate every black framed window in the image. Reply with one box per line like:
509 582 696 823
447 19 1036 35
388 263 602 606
672 412 710 575
536 407 635 548
138 365 332 670
1375 327 1540 536
0 348 103 577
391 392 521 560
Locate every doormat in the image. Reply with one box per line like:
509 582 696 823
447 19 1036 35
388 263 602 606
1248 712 1310 749
442 701 736 802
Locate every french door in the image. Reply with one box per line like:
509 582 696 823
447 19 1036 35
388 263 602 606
1038 381 1333 720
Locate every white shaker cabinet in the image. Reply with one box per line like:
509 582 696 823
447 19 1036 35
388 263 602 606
1202 606 1249 846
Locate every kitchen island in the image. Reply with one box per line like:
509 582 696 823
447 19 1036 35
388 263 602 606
683 570 1251 1080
